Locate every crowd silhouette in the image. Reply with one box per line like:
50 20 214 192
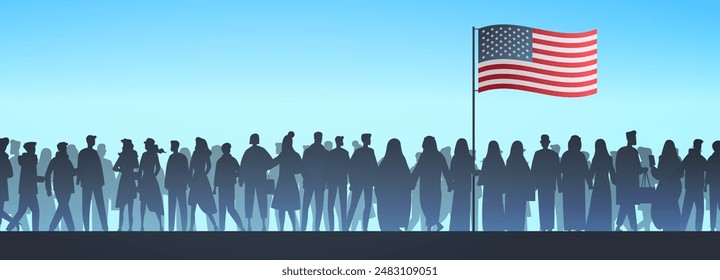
2 131 720 232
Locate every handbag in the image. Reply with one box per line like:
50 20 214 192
635 172 655 204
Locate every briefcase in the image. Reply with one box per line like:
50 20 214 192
635 172 655 204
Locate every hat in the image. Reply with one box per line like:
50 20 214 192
57 142 68 150
144 138 155 145
87 135 97 141
694 139 703 149
121 138 132 144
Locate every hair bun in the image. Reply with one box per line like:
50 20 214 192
288 131 295 138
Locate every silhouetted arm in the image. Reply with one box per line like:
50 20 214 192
204 158 212 175
587 161 596 189
153 156 161 177
609 160 617 186
113 158 121 172
76 153 84 185
44 159 54 196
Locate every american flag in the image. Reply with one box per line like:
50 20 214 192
477 25 597 97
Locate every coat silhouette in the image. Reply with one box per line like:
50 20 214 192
448 138 476 231
114 139 139 231
324 136 350 231
411 136 450 231
239 134 274 231
271 131 302 231
77 135 108 231
214 143 245 231
559 135 589 231
188 137 219 231
680 139 706 231
6 142 44 231
376 138 413 231
45 142 76 231
586 139 616 231
0 138 13 226
478 141 505 231
504 141 532 231
346 133 377 231
650 140 684 231
138 138 164 231
707 141 720 231
614 131 645 231
165 140 189 231
531 135 560 231
300 132 327 231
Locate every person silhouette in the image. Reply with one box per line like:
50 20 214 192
411 136 450 232
240 134 274 231
650 140 684 231
550 144 564 231
45 142 77 231
7 140 27 230
614 131 646 231
0 138 15 227
138 138 165 231
324 136 350 231
214 143 245 231
271 131 302 231
586 139 616 231
37 148 55 231
531 135 560 231
448 138 477 231
503 141 532 231
559 135 589 231
680 139 707 231
478 141 505 231
114 139 139 231
346 133 378 231
375 139 413 231
300 132 327 231
707 141 720 231
66 143 81 231
165 140 189 231
188 137 219 231
77 135 108 231
6 142 44 231
637 147 655 231
96 144 117 231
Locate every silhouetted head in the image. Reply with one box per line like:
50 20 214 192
121 139 134 151
714 141 720 153
594 139 609 157
171 141 180 153
86 135 97 148
509 141 524 159
10 140 20 155
550 144 561 154
23 142 37 154
422 136 438 152
385 138 403 159
540 134 550 149
568 135 582 152
40 148 51 160
361 133 371 147
454 138 470 158
661 140 678 158
98 144 107 157
144 138 156 151
0 138 8 152
57 142 68 154
352 140 361 151
485 141 502 159
626 130 637 146
195 137 211 157
335 136 344 148
693 139 703 152
314 132 322 144
282 131 295 152
324 141 333 151
250 133 259 145
221 143 231 154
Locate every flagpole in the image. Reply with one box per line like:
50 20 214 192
471 26 477 232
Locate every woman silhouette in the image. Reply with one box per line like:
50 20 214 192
376 138 413 231
650 140 684 231
448 138 477 231
138 138 165 231
188 137 219 231
113 139 139 231
504 141 531 231
586 139 616 231
271 131 302 231
478 141 505 231
560 135 589 231
411 136 450 231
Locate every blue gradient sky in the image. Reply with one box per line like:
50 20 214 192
2 0 719 161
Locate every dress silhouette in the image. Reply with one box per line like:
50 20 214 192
346 133 377 231
239 133 274 231
531 135 560 231
707 141 720 231
504 141 532 231
6 142 44 231
300 132 327 231
165 140 189 231
324 136 350 231
138 138 165 231
188 137 219 231
559 135 589 231
411 136 450 231
114 139 139 231
376 138 413 231
478 141 505 231
77 135 108 231
650 140 684 231
448 138 477 231
614 131 645 231
680 139 706 231
586 139 616 231
214 143 245 231
271 131 302 231
0 138 14 227
45 142 76 231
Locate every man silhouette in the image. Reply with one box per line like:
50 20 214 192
614 131 646 231
325 136 350 231
300 132 327 231
6 142 44 231
214 143 245 231
77 135 108 231
45 142 77 231
531 134 561 231
240 134 274 231
681 139 707 231
707 141 720 231
346 133 377 231
165 140 189 231
0 138 14 226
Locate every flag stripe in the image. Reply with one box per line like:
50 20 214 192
533 48 597 58
478 69 597 83
532 43 596 53
533 53 597 63
478 79 597 92
533 58 597 68
479 74 597 87
478 83 597 97
533 38 597 48
533 33 597 44
478 60 597 74
533 28 597 38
